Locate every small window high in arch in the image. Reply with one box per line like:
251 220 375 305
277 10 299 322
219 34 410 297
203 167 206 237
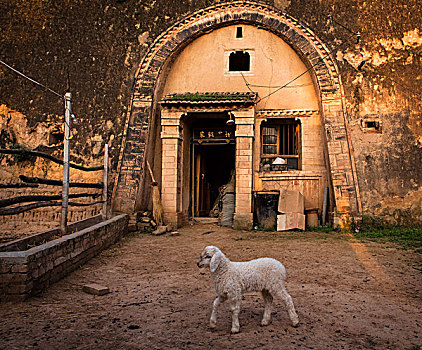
229 51 250 71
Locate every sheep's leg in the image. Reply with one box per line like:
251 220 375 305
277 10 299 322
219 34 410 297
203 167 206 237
261 289 273 326
274 287 299 327
229 298 241 334
210 295 226 329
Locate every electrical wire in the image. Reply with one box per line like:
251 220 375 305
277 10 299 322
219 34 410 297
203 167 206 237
240 72 256 93
256 32 358 103
252 82 313 89
0 59 78 140
320 13 359 36
0 59 64 99
240 72 313 93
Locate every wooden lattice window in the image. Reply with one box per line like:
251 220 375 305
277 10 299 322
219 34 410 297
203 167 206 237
262 126 277 155
261 119 301 170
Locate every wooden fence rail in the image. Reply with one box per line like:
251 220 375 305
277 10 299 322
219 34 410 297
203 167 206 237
0 144 109 234
0 193 101 208
19 175 103 189
0 183 39 188
0 200 104 216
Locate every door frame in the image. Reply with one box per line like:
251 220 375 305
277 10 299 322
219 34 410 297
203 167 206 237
191 141 236 218
159 101 256 229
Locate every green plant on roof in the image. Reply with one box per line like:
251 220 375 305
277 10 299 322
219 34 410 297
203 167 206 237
166 92 255 102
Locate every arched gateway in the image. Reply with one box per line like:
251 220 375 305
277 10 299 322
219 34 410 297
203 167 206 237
112 1 361 229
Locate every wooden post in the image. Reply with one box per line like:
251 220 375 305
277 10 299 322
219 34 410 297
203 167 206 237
322 187 329 226
61 92 71 234
102 144 109 220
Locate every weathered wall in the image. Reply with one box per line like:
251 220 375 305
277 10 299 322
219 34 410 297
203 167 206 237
0 106 103 237
0 0 212 230
1 0 421 224
286 0 422 224
0 0 212 164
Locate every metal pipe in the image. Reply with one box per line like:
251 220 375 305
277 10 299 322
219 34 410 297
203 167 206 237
322 186 329 226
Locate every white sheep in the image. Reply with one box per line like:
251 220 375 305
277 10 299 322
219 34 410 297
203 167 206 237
197 245 299 333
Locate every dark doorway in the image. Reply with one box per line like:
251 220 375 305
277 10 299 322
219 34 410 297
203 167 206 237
194 144 235 217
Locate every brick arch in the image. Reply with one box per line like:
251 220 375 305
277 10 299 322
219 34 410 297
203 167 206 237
113 1 361 224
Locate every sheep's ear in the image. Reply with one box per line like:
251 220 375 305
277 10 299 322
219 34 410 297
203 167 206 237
210 253 221 273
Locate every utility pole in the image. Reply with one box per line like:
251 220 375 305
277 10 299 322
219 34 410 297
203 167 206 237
61 92 71 234
102 144 109 220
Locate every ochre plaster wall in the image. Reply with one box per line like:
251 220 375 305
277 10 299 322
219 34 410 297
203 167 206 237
163 25 318 110
161 25 327 217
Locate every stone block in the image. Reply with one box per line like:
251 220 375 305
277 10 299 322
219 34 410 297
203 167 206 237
278 190 305 214
236 168 252 175
233 213 253 230
6 282 32 294
151 225 168 235
277 213 305 231
236 193 251 202
11 264 28 273
54 256 68 267
236 155 252 163
0 272 28 284
82 283 110 296
306 211 319 227
238 149 253 156
237 161 252 169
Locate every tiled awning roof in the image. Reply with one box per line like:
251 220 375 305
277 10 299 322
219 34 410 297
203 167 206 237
160 92 258 106
256 109 319 117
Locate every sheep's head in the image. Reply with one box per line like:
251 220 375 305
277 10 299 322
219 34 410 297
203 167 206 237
197 246 221 270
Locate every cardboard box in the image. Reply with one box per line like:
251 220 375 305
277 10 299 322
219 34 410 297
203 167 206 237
277 213 306 231
278 190 305 214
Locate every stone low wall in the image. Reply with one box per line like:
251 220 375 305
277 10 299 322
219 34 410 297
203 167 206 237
0 214 128 301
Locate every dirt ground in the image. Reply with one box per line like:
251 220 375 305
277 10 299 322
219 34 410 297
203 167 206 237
1 223 421 350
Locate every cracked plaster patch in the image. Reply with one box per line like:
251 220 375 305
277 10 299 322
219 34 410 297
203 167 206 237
0 104 61 149
91 134 103 155
274 0 290 10
138 31 149 46
379 37 405 51
355 28 422 68
402 28 422 47
341 51 366 70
